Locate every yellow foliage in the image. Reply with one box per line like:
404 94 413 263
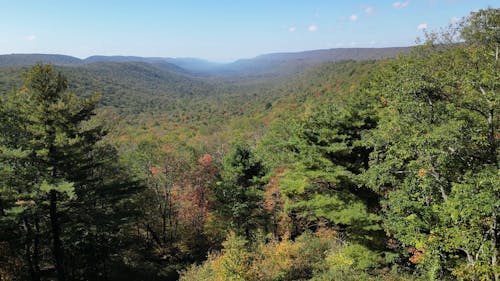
209 232 250 281
180 231 384 281
248 236 302 281
117 134 129 143
326 251 355 270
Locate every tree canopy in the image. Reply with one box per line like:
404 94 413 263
0 7 498 281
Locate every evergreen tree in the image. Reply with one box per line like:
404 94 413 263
214 143 267 238
263 95 381 242
0 64 140 280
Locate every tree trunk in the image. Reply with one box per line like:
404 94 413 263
478 85 497 166
487 108 496 164
492 211 498 281
33 217 41 280
24 218 40 281
50 190 66 281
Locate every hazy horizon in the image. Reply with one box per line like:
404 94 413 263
0 45 417 63
0 1 497 61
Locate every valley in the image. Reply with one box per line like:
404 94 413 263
0 7 498 281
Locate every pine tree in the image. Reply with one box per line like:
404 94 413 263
214 143 267 238
267 95 381 242
0 64 140 280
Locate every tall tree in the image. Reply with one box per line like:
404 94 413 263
364 8 499 280
261 94 381 242
214 143 267 238
0 64 140 280
1 64 96 280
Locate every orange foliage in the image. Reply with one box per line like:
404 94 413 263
197 153 218 178
408 247 424 264
161 144 173 153
264 185 281 212
171 154 218 237
198 154 213 167
149 165 162 175
418 169 427 178
262 117 272 126
273 166 286 174
117 135 129 143
264 167 290 236
264 167 286 212
14 200 35 206
386 238 399 250
315 228 338 243
277 215 293 237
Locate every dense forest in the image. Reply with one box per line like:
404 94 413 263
0 8 498 281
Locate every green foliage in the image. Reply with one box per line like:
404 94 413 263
0 64 141 280
259 93 382 243
363 8 499 280
2 8 498 281
214 143 267 237
326 243 380 271
180 230 409 281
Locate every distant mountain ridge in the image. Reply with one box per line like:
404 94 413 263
84 55 163 63
217 47 412 78
0 47 413 75
0 54 83 66
0 49 396 116
252 47 410 62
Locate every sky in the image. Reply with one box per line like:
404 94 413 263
0 0 498 62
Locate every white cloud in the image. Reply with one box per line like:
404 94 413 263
369 40 376 45
450 16 460 24
25 35 36 41
308 24 318 32
364 6 374 15
393 0 410 9
289 26 296 32
417 23 428 30
349 14 358 21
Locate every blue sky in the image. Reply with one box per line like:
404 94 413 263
0 0 497 61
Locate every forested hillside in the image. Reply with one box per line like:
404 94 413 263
0 47 405 116
0 47 409 79
0 61 217 113
0 8 498 281
0 54 83 67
